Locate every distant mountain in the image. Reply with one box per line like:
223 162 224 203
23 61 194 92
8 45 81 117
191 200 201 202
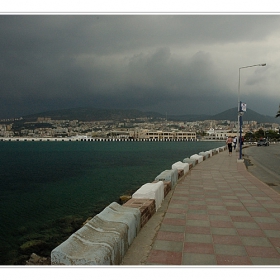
167 114 211 122
211 108 280 124
21 107 280 124
22 108 163 122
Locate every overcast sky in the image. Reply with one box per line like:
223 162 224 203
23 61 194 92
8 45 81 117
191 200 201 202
1 13 280 119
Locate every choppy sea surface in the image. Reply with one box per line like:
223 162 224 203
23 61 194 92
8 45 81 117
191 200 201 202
0 140 222 265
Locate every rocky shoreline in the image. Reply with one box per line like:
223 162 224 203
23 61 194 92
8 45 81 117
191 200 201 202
26 253 51 265
22 216 95 266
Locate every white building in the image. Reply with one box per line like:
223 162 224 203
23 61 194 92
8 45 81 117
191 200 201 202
108 129 196 140
205 128 231 140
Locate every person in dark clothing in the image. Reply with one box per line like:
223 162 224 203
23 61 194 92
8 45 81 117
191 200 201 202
226 136 233 156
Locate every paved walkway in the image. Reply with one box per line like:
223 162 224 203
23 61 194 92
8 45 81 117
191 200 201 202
144 149 280 265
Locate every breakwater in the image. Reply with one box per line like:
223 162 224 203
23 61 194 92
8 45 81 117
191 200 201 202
51 145 227 265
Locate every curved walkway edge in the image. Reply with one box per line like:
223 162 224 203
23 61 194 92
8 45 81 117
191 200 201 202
121 149 280 265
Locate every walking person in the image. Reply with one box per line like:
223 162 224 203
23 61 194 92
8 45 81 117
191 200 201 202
226 136 233 156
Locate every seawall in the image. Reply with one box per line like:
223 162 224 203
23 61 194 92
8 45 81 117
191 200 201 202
0 137 199 142
50 145 228 265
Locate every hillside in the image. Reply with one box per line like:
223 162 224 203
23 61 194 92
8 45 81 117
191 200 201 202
22 108 163 122
21 107 280 124
211 108 280 124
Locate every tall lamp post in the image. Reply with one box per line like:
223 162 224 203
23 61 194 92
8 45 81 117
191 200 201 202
237 63 266 161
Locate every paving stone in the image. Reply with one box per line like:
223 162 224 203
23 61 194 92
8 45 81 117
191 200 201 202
185 226 211 234
183 242 214 254
166 208 187 214
250 257 280 265
147 250 182 265
245 246 280 258
214 244 248 256
212 235 242 245
182 253 217 265
263 230 280 238
228 211 250 217
160 223 185 233
216 255 252 265
186 220 210 227
209 215 232 221
233 222 260 229
185 233 213 243
152 240 183 252
130 150 280 266
165 213 186 220
253 217 278 224
241 236 272 247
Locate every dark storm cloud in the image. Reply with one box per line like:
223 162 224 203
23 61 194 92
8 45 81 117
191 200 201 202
0 14 279 118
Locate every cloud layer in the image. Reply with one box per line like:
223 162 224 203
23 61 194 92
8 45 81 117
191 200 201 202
0 14 279 118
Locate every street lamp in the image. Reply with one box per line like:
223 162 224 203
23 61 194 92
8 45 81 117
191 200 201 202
237 63 266 162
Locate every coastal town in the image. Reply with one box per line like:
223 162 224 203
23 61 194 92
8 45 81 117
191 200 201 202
0 115 279 141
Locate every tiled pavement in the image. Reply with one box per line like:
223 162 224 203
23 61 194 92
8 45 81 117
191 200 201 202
146 150 280 265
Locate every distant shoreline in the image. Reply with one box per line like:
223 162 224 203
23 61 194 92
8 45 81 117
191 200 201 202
0 137 225 142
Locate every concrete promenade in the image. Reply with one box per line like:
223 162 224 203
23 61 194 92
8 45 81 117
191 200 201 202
121 148 280 265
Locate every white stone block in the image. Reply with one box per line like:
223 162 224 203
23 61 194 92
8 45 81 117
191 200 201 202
183 157 197 166
97 202 141 246
190 154 203 163
172 161 189 174
51 215 129 265
132 181 164 211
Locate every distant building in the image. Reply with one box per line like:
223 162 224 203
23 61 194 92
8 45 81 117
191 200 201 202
107 129 196 140
139 130 196 140
205 128 231 140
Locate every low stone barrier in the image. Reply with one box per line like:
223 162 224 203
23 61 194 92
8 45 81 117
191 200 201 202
171 161 189 175
190 153 204 163
154 169 178 188
199 151 210 159
51 145 227 266
211 149 218 155
183 157 197 166
51 202 140 265
98 202 141 246
162 181 172 197
132 181 164 211
123 199 156 228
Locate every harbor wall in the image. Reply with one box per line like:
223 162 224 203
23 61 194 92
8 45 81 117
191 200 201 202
0 137 200 142
51 145 228 265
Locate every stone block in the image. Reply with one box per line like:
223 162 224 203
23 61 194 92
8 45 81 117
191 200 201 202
190 154 203 163
123 198 156 228
51 215 129 265
155 169 178 188
163 180 172 197
172 161 189 174
199 152 210 159
98 202 141 246
132 181 164 211
183 157 197 167
178 169 184 179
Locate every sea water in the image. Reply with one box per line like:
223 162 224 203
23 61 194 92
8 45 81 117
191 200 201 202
0 140 222 265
